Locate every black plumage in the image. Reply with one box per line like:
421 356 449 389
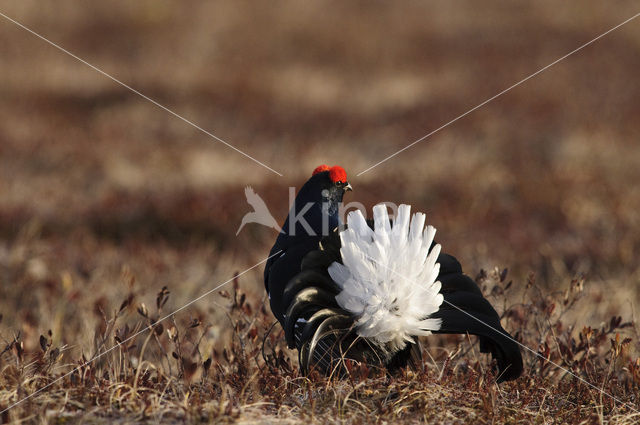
264 165 523 381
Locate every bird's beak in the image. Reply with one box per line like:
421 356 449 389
344 182 353 192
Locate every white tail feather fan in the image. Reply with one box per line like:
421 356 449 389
328 204 443 355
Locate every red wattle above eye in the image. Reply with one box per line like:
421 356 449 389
329 166 347 183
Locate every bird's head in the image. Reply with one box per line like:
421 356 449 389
310 164 352 204
276 165 352 240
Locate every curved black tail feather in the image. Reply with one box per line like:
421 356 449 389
432 291 523 382
434 257 523 382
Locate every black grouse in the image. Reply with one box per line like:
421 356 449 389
264 165 523 382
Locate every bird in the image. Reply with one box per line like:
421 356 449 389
263 165 523 382
236 186 282 235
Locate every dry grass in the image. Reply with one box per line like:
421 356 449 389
2 1 640 423
1 271 639 423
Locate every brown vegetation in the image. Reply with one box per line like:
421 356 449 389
1 1 640 423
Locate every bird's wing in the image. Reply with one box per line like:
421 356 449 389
432 269 523 382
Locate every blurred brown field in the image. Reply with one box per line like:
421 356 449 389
1 1 640 422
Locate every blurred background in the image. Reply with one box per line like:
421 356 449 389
1 1 640 353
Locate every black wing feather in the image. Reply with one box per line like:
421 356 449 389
432 279 523 382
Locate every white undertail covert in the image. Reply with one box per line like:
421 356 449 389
328 204 444 354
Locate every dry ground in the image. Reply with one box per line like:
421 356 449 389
1 1 640 423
